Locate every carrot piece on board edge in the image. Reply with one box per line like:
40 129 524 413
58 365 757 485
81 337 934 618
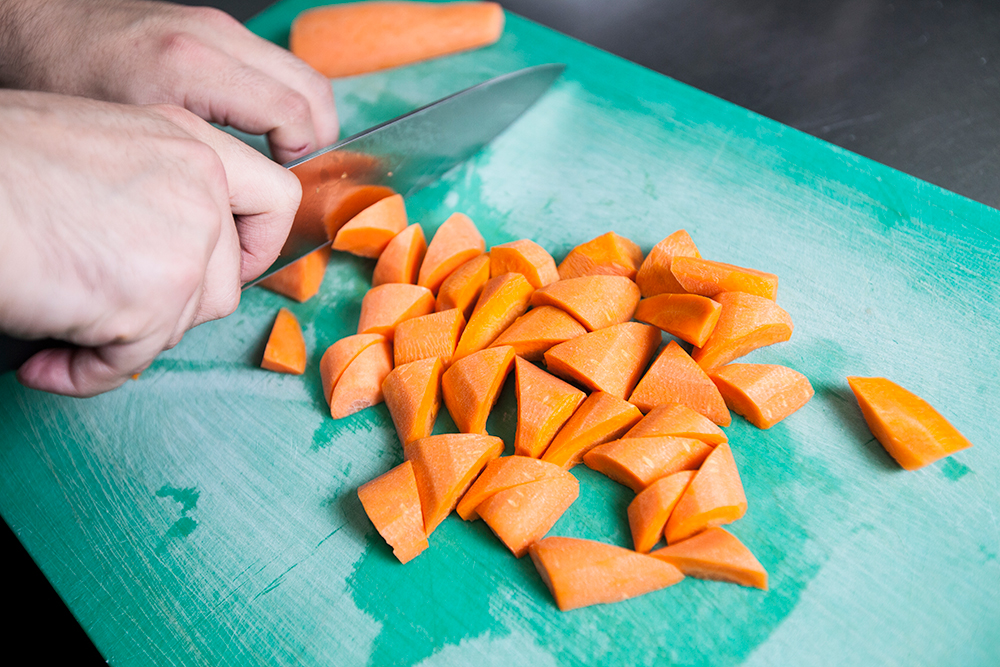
651 526 768 590
664 443 747 544
358 461 428 564
258 246 331 302
261 308 306 374
711 363 814 429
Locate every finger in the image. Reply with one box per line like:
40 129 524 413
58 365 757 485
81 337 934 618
17 336 163 398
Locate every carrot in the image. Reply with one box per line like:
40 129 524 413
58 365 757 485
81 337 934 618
633 293 722 348
441 345 516 433
261 307 306 374
625 402 728 446
628 471 696 553
357 283 436 340
258 246 331 302
392 308 465 366
357 460 428 564
372 223 427 286
692 291 793 371
290 1 505 78
635 230 701 297
629 340 732 426
711 363 814 429
332 193 407 258
457 455 566 521
435 253 491 320
321 184 397 240
452 272 534 360
490 239 559 288
544 322 661 399
846 376 973 470
531 275 640 331
477 475 579 557
490 305 587 362
540 392 643 468
670 257 778 301
664 443 747 544
583 436 714 492
382 357 444 446
404 433 505 535
328 337 394 419
650 526 768 590
320 333 386 403
557 231 644 281
528 536 684 611
418 212 486 294
513 356 586 458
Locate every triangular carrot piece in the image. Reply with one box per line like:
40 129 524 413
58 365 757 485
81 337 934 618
261 308 306 374
531 276 640 331
320 333 386 403
258 246 331 302
634 293 722 348
457 455 567 521
628 471 696 553
557 231 644 281
711 363 813 429
583 436 713 492
544 322 661 399
328 337 394 419
392 308 465 367
671 257 778 301
491 305 587 362
418 212 486 294
625 403 728 445
635 230 701 297
321 184 396 240
514 357 587 458
477 475 579 558
332 193 407 258
372 223 427 286
452 272 534 360
664 443 747 544
692 292 793 371
357 460 428 564
382 357 444 446
441 345 516 433
650 526 768 590
630 340 731 426
541 392 643 468
490 239 559 288
357 283 435 340
435 253 491 320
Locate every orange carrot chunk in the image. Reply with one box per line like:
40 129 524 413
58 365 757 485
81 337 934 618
290 1 505 78
635 230 701 297
528 537 684 611
321 184 397 241
392 308 465 367
583 436 714 492
628 471 696 553
664 443 747 544
258 246 331 302
357 283 436 340
404 433 505 535
441 345 516 433
692 291 793 371
531 275 640 331
320 333 386 402
544 322 661 399
630 340 732 426
557 231 644 281
490 239 560 288
514 356 587 458
382 357 445 446
625 403 728 446
332 193 408 258
372 223 427 286
435 253 491 320
847 376 973 470
541 392 643 468
357 460 428 564
650 526 768 590
418 212 486 294
634 293 722 348
452 272 534 360
328 337 394 419
477 475 580 558
457 455 567 521
711 363 814 429
670 257 779 301
490 305 587 362
261 308 306 375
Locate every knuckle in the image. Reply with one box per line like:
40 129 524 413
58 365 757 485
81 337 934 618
157 31 207 67
276 89 311 125
187 6 241 31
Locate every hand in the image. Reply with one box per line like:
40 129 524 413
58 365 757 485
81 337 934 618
0 90 302 396
0 0 338 163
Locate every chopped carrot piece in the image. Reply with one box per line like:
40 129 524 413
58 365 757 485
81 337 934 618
625 403 728 446
452 272 534 360
670 257 779 301
322 184 397 240
711 363 813 429
651 526 767 590
382 357 444 446
633 293 722 348
404 433 505 535
261 308 306 374
441 345 516 433
557 231 644 281
392 308 465 367
528 537 684 611
332 193 407 258
544 322 661 399
541 392 643 468
477 475 579 558
490 239 559 288
372 223 427 286
531 275 640 331
847 376 973 470
418 213 486 294
514 356 587 458
628 471 696 553
357 283 436 340
490 305 587 362
258 246 331 302
630 340 731 426
290 1 505 78
457 455 566 521
635 230 701 297
328 337 394 419
664 443 747 544
435 253 491 320
583 436 714 492
692 292 793 371
320 333 386 403
357 460 428 564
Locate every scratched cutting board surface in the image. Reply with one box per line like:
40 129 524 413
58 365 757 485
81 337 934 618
1 1 998 665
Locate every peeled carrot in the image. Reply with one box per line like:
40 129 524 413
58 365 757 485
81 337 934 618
290 1 505 78
513 356 586 458
321 184 397 240
477 475 579 558
328 337 394 419
531 275 640 331
452 272 534 360
357 460 428 564
628 471 696 553
320 333 386 404
633 293 722 348
490 239 560 288
490 305 587 361
435 253 491 320
418 212 486 294
664 443 747 544
625 402 728 446
541 392 643 468
258 246 331 302
392 308 465 367
557 231 644 281
692 291 793 371
711 363 814 429
583 436 714 492
382 357 444 446
544 322 661 399
457 455 566 521
357 283 436 340
650 526 767 590
441 345 516 433
528 536 684 611
261 308 306 375
332 193 407 258
670 257 778 301
372 223 427 286
630 340 732 426
847 376 973 470
635 230 701 297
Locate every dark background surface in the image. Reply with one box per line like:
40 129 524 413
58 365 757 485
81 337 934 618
4 0 996 664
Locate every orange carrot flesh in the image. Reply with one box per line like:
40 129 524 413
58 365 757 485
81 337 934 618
711 363 814 429
625 402 728 445
670 256 779 301
435 253 491 320
664 443 747 544
528 536 684 611
630 340 732 426
847 376 973 470
557 231 644 281
650 526 768 590
258 246 331 302
531 275 640 331
634 293 722 348
332 193 408 258
514 356 587 458
477 475 579 558
320 333 386 404
357 460 428 564
441 345 516 434
490 239 560 288
635 230 701 297
261 308 306 375
490 305 587 362
452 272 534 360
418 212 486 294
583 436 714 492
382 357 445 446
372 223 427 286
544 322 661 399
322 184 397 240
357 283 436 340
628 471 696 553
290 1 505 78
692 292 793 371
457 455 567 521
392 308 466 367
541 392 643 468
403 433 505 535
328 337 394 419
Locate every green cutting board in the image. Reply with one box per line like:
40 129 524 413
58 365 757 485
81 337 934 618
2 1 997 665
